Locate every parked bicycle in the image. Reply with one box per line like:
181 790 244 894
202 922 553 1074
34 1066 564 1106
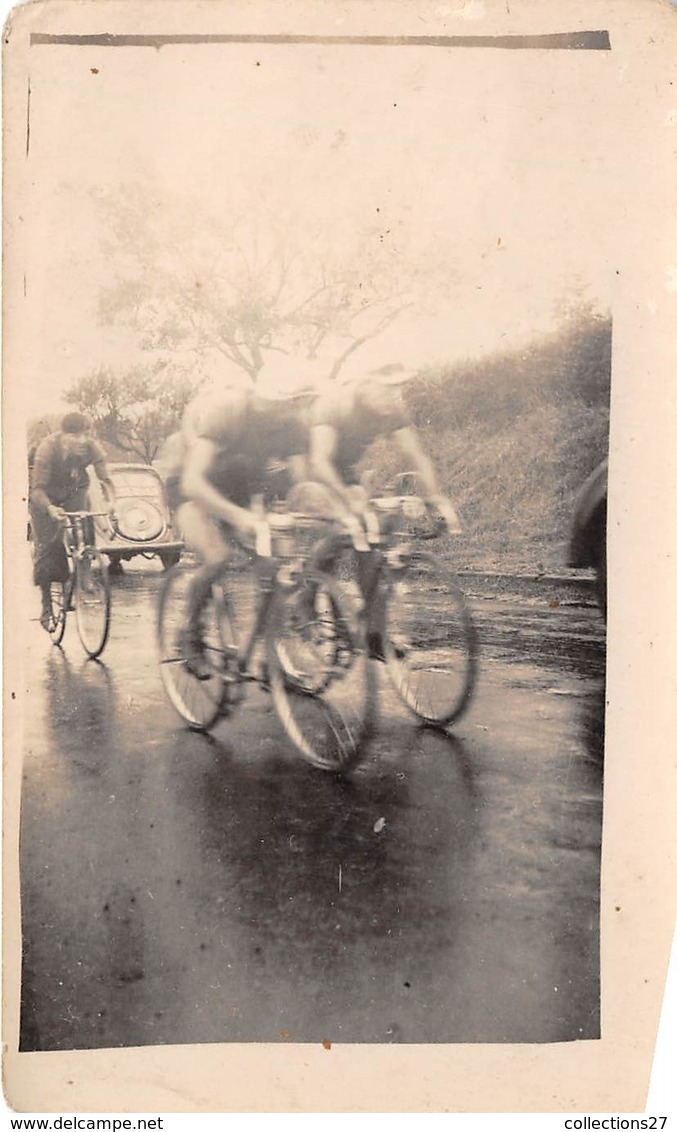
157 522 377 773
41 511 112 659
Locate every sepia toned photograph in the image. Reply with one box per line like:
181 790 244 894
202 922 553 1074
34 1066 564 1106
2 0 675 1114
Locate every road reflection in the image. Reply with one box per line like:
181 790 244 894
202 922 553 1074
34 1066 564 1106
147 720 483 1043
40 650 118 776
19 570 605 1049
578 677 606 765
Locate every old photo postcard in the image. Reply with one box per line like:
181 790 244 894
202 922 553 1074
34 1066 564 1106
3 0 676 1114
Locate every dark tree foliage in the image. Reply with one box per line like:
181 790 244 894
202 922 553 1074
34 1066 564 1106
64 366 194 465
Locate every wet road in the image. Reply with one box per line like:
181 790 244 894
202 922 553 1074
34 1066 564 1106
19 560 605 1050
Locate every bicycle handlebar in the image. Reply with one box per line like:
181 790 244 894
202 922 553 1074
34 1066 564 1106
277 507 446 558
412 514 448 541
260 495 449 563
365 499 448 545
254 521 273 558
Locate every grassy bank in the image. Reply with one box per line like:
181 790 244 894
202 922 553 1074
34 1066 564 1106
369 306 611 573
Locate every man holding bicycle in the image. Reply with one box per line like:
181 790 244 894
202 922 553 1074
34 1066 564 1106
29 412 116 630
175 369 314 679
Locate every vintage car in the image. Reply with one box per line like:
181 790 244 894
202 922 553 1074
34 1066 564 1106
92 462 183 571
568 458 608 617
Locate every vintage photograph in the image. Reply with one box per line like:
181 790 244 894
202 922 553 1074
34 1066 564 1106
3 0 675 1114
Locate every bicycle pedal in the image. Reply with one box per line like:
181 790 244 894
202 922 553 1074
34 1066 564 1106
367 631 386 661
242 662 270 690
224 683 246 706
183 662 213 682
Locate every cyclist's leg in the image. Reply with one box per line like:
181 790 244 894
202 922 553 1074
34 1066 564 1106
358 561 387 658
176 501 232 678
339 483 387 658
29 503 68 626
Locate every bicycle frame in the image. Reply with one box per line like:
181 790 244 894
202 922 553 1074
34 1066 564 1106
214 544 334 682
223 557 278 681
225 509 357 680
288 497 477 725
158 525 377 769
294 523 391 632
62 510 109 564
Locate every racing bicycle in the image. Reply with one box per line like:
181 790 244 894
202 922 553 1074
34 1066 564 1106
300 493 479 730
157 522 377 773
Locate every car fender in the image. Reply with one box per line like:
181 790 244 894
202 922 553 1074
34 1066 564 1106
568 459 608 568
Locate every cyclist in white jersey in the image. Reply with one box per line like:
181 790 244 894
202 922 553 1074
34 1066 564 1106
307 364 461 535
302 365 462 657
174 370 314 678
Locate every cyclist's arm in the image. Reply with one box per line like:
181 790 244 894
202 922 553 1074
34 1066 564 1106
29 438 61 518
90 448 116 512
309 425 360 514
287 453 310 485
181 437 259 540
393 426 462 531
308 425 371 549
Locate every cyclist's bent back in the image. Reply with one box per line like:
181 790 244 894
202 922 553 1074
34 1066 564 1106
174 372 314 678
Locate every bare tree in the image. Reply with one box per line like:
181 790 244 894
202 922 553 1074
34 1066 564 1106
93 184 454 381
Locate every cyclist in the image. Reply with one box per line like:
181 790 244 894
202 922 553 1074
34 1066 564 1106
303 364 462 655
29 412 116 629
307 364 461 532
174 368 315 679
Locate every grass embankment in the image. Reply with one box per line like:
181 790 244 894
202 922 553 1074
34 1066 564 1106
369 308 611 575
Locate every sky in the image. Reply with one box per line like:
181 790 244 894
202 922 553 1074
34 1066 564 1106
17 32 622 419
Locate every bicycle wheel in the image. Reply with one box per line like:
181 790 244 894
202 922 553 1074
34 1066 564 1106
157 564 238 731
74 549 111 659
383 551 478 727
46 580 68 645
266 575 376 773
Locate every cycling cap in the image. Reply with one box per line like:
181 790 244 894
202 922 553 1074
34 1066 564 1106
255 356 319 401
217 368 257 394
61 412 92 434
368 362 417 385
193 355 257 395
332 362 417 390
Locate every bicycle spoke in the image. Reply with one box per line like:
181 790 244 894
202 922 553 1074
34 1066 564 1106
157 564 240 732
384 558 478 726
267 578 375 772
163 644 225 723
275 689 362 769
273 591 339 693
74 551 110 659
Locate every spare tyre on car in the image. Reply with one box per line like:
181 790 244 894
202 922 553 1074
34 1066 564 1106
90 463 184 571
